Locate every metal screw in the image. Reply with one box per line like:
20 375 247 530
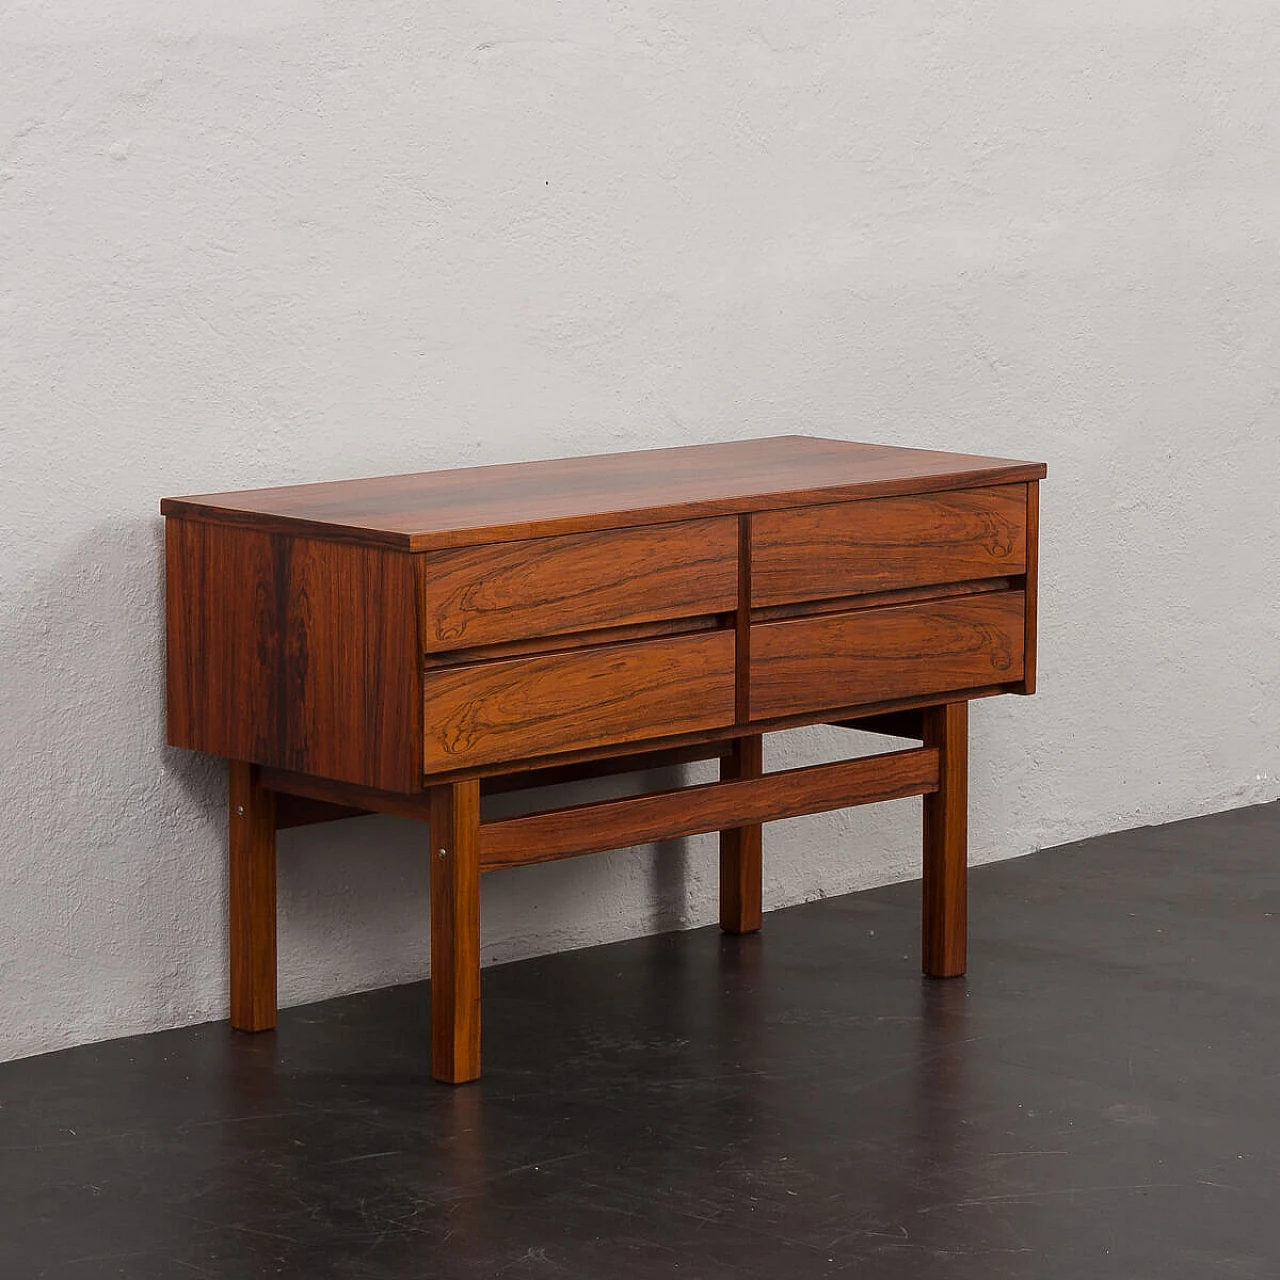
235 805 245 816
437 847 447 859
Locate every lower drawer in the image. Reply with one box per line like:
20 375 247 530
423 630 736 772
750 591 1025 720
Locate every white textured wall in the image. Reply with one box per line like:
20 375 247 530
3 2 1279 1064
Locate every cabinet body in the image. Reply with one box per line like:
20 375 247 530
165 439 1042 791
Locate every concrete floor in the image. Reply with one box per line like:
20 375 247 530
2 800 1277 1278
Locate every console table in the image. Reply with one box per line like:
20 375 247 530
163 436 1045 1083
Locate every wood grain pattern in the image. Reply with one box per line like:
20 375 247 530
166 519 280 765
751 486 1027 608
418 518 737 652
430 780 482 1084
161 437 1048 552
480 747 940 870
750 592 1026 721
166 518 421 791
228 761 277 1032
1020 480 1040 696
719 734 763 934
283 536 422 789
421 631 736 771
922 702 968 977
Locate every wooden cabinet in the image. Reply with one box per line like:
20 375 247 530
162 435 1046 1083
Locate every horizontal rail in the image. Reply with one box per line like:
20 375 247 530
479 746 940 872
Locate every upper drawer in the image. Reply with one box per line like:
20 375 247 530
422 630 736 772
751 485 1028 608
417 517 738 653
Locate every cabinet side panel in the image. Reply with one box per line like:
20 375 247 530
1019 481 1040 695
166 518 421 791
165 517 281 762
284 538 422 792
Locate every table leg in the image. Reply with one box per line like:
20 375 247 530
922 701 968 977
430 779 482 1083
719 734 763 934
229 761 277 1031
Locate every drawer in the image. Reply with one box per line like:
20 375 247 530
751 485 1027 608
750 591 1025 721
423 630 736 771
418 517 738 653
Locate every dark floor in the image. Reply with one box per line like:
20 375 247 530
3 802 1279 1279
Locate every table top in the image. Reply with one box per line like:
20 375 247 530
161 435 1047 552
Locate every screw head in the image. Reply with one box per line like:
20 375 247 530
235 805 245 816
437 848 447 859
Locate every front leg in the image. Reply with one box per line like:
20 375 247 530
228 761 277 1031
430 779 482 1083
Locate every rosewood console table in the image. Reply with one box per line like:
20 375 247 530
163 436 1045 1083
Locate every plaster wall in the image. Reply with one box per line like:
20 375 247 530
3 2 1278 1061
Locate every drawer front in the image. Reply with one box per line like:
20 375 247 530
418 518 738 653
423 631 736 771
750 591 1025 721
751 485 1027 608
